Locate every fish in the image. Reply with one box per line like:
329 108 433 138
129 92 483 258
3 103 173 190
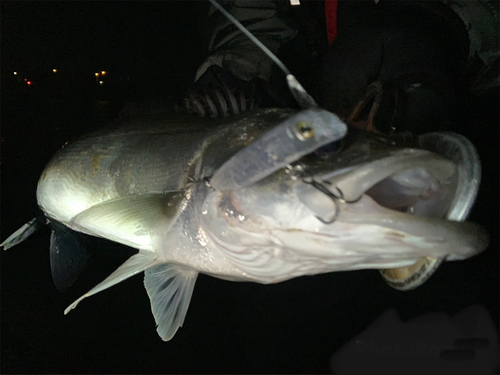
1 0 489 342
1 107 488 341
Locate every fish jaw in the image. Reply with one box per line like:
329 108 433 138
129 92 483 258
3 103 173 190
203 191 487 282
201 149 488 281
293 147 488 261
272 195 488 266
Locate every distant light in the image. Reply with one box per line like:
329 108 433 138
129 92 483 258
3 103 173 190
99 81 104 85
24 78 28 82
13 71 18 75
101 71 106 75
95 72 99 77
290 0 300 5
27 81 32 86
53 69 58 73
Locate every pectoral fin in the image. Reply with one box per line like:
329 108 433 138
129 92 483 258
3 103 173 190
64 251 158 314
144 264 198 341
69 192 185 251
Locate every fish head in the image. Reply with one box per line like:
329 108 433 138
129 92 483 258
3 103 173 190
203 128 488 279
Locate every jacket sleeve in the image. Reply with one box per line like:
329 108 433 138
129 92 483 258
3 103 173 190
194 0 298 83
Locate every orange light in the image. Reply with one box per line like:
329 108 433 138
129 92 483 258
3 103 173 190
95 72 99 77
53 69 58 73
27 81 32 85
101 71 106 75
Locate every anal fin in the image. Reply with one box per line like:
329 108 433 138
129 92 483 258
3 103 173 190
64 251 158 314
144 264 198 341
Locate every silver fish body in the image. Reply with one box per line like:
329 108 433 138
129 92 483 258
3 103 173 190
3 108 488 341
38 110 304 280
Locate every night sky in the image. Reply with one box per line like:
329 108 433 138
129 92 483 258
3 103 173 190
2 1 210 99
1 1 499 374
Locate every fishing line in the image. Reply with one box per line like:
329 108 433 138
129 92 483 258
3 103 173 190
207 0 317 109
208 0 291 76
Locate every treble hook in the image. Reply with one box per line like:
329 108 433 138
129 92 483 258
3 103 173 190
301 177 343 224
301 177 363 224
287 163 358 224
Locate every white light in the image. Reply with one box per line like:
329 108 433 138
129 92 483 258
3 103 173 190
13 71 18 75
290 0 300 5
99 81 104 85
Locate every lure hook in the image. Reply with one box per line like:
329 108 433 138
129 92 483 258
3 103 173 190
301 178 342 224
301 177 362 224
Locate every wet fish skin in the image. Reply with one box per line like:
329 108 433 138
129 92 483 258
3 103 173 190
2 108 488 341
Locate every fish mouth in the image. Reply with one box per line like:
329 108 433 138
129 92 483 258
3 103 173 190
297 148 459 222
334 148 459 218
294 145 488 262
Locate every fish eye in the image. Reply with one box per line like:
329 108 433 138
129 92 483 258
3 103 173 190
295 122 314 140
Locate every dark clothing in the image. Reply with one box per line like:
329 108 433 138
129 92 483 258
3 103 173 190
191 0 498 132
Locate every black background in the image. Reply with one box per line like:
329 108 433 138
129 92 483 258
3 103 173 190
1 1 498 373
